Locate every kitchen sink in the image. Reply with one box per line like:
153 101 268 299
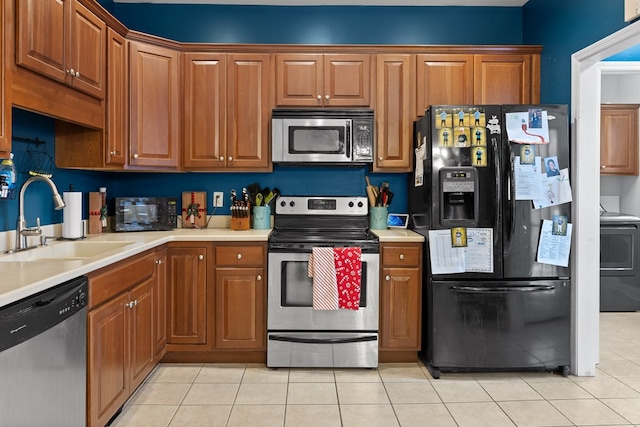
0 240 136 262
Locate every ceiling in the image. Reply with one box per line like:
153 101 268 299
113 0 529 6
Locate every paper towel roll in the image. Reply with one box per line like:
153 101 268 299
63 192 83 239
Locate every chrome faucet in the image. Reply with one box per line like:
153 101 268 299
15 176 66 251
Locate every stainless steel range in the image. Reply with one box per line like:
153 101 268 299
267 196 380 368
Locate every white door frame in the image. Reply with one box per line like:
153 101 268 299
571 20 640 376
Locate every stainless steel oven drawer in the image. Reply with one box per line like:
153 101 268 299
267 332 378 368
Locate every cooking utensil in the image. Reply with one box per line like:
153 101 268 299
255 193 264 206
365 176 377 207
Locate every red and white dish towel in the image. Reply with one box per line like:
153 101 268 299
308 247 362 310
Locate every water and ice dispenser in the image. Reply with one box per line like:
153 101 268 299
439 166 478 226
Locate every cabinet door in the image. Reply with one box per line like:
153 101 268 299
226 53 271 170
416 54 473 115
601 104 639 176
167 246 208 345
129 278 155 391
324 54 371 107
215 267 265 349
129 41 180 169
0 0 10 156
68 0 105 98
16 0 68 83
275 53 324 107
380 267 421 350
473 54 532 104
183 53 227 169
154 249 168 357
106 28 127 166
374 54 414 172
88 293 130 427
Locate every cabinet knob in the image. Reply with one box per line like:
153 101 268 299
68 68 75 75
198 254 204 260
228 156 233 161
399 254 405 260
325 95 330 100
317 95 322 100
110 150 117 155
156 259 162 265
379 156 383 161
385 275 390 281
257 275 262 281
75 70 80 78
236 253 242 260
133 299 138 306
133 153 139 159
219 156 224 161
601 166 605 169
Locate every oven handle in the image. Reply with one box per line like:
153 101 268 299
268 334 377 344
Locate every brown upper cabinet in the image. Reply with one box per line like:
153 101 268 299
600 104 639 176
129 40 181 169
416 54 474 116
374 54 414 172
183 52 271 171
106 28 128 167
16 0 106 99
0 0 11 157
274 53 371 107
473 54 538 105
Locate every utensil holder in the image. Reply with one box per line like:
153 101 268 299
252 205 271 229
369 206 388 230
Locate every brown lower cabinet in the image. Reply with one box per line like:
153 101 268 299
379 242 423 362
87 250 165 427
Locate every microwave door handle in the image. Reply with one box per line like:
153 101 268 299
345 119 352 159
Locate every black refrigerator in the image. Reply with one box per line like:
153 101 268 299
409 105 571 378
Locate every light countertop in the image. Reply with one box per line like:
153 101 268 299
0 227 423 308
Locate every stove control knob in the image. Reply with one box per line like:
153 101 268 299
280 200 286 207
289 201 295 207
349 201 354 207
358 201 364 208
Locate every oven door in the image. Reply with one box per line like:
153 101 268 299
267 251 379 331
272 118 352 163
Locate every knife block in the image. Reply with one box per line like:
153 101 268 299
230 216 250 231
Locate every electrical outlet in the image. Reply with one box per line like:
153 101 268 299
213 192 224 207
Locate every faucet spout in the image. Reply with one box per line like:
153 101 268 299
15 176 66 251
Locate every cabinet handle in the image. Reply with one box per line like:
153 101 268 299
133 153 139 159
236 253 242 260
198 254 204 260
399 254 405 260
257 275 262 281
385 275 390 281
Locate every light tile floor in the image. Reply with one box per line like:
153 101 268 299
110 312 640 426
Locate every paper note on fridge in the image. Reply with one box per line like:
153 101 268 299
505 110 550 144
532 168 572 209
515 156 542 200
537 218 572 267
428 228 494 274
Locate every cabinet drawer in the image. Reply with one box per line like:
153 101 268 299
215 245 265 267
88 252 155 308
381 245 421 267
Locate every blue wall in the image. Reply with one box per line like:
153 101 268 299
522 0 628 104
2 1 632 233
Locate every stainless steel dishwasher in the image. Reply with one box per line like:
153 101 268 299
0 276 88 427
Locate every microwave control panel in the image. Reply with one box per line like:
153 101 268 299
352 118 373 161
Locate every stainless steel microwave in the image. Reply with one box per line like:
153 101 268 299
115 197 177 232
271 108 374 165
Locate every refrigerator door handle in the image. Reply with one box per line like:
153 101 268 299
504 140 516 254
450 285 556 293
